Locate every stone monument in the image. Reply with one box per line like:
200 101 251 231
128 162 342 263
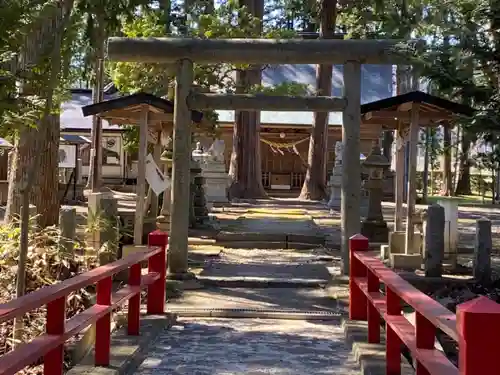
423 204 445 277
327 141 343 208
360 142 390 243
192 139 229 204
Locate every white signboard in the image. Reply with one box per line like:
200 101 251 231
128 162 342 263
59 144 76 168
145 154 170 196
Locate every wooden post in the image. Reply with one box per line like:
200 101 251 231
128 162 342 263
150 131 162 217
134 105 148 245
341 60 362 275
394 122 406 231
168 58 194 279
404 103 420 254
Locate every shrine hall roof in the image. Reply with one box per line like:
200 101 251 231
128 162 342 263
360 90 476 117
81 91 203 123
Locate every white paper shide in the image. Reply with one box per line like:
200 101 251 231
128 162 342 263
145 153 170 195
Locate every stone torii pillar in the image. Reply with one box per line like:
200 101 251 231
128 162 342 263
106 37 415 277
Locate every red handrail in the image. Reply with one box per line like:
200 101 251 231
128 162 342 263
0 230 168 375
349 234 500 375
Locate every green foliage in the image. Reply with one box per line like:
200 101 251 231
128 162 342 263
109 0 300 152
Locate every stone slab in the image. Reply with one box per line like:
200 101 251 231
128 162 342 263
390 253 422 270
68 314 176 375
133 318 361 375
199 262 332 284
343 320 414 375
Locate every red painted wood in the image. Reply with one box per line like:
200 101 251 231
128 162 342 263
385 287 402 375
367 271 380 343
128 263 142 335
354 251 458 342
457 296 500 375
416 312 436 375
349 234 369 320
147 231 168 314
0 271 160 375
0 246 162 325
95 276 113 366
44 296 66 375
385 315 458 375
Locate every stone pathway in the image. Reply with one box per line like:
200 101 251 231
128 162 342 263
134 318 359 375
125 204 359 375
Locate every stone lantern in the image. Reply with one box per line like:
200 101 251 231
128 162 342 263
190 144 209 228
360 141 390 243
156 140 173 232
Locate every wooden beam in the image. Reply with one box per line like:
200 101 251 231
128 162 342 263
99 109 173 123
341 60 362 275
405 102 420 255
397 102 413 112
363 110 450 122
107 37 417 65
187 92 347 112
134 105 149 245
168 58 194 279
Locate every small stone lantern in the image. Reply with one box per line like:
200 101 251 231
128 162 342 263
360 142 390 243
156 141 173 232
190 153 209 228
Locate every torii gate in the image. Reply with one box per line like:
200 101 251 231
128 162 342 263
107 37 416 279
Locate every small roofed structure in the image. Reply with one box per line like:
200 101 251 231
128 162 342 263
360 90 475 266
361 90 475 128
81 92 203 245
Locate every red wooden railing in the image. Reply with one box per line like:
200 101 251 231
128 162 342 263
349 234 500 375
0 230 168 375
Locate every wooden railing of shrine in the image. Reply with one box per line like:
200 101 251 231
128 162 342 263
0 231 167 375
349 234 499 375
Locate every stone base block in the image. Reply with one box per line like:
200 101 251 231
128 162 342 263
361 220 389 243
390 253 422 270
380 245 389 260
389 231 422 255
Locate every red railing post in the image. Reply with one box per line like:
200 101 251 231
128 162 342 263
95 276 112 366
128 263 142 335
367 270 380 343
349 234 369 321
147 230 168 314
415 312 435 375
386 287 402 375
457 296 500 375
44 296 66 375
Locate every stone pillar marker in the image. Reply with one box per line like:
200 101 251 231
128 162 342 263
59 206 76 255
474 218 492 285
437 199 458 268
423 204 445 277
327 141 343 209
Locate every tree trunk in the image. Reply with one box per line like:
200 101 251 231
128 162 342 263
455 131 473 195
5 0 71 226
299 0 337 200
228 0 266 199
442 123 452 196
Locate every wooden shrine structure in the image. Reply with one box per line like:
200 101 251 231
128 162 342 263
82 92 203 245
361 90 475 255
106 37 419 277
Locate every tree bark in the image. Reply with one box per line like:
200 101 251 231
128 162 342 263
228 0 266 199
5 0 72 226
442 123 452 195
455 132 473 195
299 0 337 200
